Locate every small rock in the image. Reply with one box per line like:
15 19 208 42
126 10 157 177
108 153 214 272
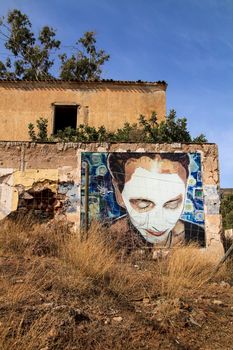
104 318 110 324
189 316 201 327
211 282 218 287
220 281 231 288
112 316 123 322
53 305 67 311
15 279 24 284
212 300 224 306
143 298 150 304
48 327 57 338
41 302 53 309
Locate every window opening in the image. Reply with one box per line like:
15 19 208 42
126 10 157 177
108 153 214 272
53 105 78 134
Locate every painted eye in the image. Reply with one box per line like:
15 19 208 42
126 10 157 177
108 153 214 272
164 195 182 210
129 199 155 212
164 200 179 209
138 201 151 209
163 194 183 210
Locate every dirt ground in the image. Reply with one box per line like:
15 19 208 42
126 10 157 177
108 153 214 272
0 253 232 350
0 220 232 349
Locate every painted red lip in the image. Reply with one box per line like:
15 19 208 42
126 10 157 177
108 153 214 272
145 229 167 237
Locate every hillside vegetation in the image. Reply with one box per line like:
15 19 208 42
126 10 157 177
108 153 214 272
0 218 232 350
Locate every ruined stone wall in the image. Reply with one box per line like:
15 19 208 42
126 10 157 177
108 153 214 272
0 81 166 141
0 142 223 256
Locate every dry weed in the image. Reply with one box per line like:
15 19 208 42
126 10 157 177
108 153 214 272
0 216 70 257
159 244 218 299
0 219 30 255
62 224 117 282
0 220 232 349
0 312 56 350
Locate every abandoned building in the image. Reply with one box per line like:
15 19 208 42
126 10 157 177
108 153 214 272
0 79 167 141
0 78 224 257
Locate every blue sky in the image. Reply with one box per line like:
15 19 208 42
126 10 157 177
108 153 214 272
0 0 232 187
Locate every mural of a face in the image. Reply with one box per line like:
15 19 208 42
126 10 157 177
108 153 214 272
81 152 205 247
114 156 187 244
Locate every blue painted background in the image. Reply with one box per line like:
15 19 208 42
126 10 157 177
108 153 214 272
81 152 204 227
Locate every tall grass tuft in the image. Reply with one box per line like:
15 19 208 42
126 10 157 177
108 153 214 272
62 223 117 281
159 244 221 299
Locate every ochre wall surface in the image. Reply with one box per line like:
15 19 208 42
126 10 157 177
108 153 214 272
0 81 166 141
0 142 223 257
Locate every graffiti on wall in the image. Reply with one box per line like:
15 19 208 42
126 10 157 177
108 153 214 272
0 152 206 249
81 152 205 248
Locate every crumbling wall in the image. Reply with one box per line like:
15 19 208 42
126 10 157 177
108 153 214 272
0 141 223 256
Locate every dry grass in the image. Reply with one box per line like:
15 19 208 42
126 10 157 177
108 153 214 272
0 313 56 350
0 215 69 257
147 245 224 323
0 218 232 349
62 223 117 281
160 245 220 298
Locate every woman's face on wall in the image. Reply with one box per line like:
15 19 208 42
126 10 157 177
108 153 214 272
117 156 187 244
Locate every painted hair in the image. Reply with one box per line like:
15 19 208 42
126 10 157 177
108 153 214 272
108 152 190 192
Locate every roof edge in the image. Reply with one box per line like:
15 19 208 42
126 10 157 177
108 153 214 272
0 78 168 88
0 141 216 145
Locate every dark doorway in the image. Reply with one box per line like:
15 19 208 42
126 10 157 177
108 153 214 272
53 105 78 134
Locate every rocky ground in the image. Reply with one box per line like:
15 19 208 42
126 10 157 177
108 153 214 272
0 220 232 349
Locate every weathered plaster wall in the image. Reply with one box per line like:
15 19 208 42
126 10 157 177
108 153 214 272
0 142 223 256
0 81 166 141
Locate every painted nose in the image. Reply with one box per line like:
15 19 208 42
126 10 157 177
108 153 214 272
148 207 169 231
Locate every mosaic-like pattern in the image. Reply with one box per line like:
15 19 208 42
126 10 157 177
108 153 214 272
81 152 205 247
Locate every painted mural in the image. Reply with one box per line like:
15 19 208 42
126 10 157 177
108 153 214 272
81 152 205 249
0 152 206 250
